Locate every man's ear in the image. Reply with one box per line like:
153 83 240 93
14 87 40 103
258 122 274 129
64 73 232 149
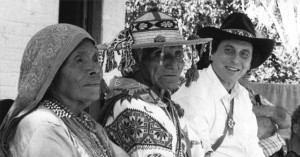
293 123 299 134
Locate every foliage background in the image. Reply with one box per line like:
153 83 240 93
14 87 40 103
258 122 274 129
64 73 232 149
125 0 300 84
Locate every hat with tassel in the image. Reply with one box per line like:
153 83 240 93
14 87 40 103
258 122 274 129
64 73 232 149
197 12 275 69
98 3 212 82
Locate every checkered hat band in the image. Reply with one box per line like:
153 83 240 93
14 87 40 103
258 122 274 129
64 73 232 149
131 20 178 32
222 29 255 38
132 29 183 44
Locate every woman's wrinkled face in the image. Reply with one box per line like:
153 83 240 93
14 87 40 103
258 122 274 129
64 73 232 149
139 46 184 91
211 39 253 88
52 40 102 105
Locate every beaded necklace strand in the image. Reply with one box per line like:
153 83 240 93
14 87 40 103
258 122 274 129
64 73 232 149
42 98 112 157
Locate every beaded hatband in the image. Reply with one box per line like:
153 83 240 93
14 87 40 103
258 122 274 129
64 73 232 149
222 29 255 38
42 98 113 157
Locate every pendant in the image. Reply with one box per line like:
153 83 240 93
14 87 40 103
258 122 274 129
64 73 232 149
228 118 235 135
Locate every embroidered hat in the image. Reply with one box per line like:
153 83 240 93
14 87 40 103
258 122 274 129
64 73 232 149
197 12 275 69
129 11 211 49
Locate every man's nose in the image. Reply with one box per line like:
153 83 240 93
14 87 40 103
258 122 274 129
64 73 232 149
164 54 180 70
230 54 240 65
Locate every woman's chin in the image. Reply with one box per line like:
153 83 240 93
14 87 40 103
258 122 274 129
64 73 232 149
81 93 100 104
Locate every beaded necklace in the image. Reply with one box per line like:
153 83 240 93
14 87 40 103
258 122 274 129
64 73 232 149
42 98 112 157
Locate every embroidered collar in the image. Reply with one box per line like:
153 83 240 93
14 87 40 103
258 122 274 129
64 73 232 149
107 76 168 106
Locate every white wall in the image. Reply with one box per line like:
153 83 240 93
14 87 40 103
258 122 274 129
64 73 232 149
0 0 59 99
0 0 127 99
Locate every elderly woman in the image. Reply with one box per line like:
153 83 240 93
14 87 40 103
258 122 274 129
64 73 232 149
98 8 211 157
0 24 127 157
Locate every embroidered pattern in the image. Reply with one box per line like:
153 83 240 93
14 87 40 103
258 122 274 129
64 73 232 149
107 77 161 105
160 21 174 28
222 29 255 38
132 20 177 32
106 109 173 153
137 22 152 30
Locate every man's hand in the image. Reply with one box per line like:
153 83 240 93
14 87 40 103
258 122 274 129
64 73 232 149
253 105 291 129
257 116 277 139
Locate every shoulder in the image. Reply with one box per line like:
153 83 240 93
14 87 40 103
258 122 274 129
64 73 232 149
173 70 212 99
237 83 250 94
236 84 253 104
20 106 64 128
10 106 72 156
172 70 214 109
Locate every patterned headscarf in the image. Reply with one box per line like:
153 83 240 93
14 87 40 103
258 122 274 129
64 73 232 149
0 24 95 152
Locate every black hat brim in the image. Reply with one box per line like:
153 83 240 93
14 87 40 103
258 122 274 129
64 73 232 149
198 27 275 69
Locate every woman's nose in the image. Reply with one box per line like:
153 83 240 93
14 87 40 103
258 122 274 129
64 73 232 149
88 62 102 77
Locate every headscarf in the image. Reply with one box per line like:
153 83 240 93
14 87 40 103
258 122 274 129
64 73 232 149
0 24 95 153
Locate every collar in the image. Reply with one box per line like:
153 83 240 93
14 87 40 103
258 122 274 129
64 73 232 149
206 65 241 100
106 76 165 106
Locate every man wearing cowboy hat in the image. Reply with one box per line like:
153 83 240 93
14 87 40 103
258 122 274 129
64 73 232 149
172 12 275 157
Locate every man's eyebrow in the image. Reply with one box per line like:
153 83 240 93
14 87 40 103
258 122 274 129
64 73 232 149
242 49 251 53
224 44 251 52
224 44 234 48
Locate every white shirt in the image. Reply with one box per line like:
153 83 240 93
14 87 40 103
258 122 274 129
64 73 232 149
172 65 265 157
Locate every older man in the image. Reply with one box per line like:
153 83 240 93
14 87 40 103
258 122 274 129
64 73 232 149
98 7 211 157
172 12 275 157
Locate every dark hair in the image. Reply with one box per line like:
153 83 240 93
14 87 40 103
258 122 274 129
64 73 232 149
250 46 259 69
211 38 222 54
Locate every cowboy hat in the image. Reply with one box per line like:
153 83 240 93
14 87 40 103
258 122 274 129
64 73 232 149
197 12 275 69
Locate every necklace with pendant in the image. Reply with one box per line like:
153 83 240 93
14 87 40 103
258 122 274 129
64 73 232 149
221 98 235 135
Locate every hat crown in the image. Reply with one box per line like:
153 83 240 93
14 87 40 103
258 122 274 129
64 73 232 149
130 11 185 47
220 13 256 37
133 11 175 22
